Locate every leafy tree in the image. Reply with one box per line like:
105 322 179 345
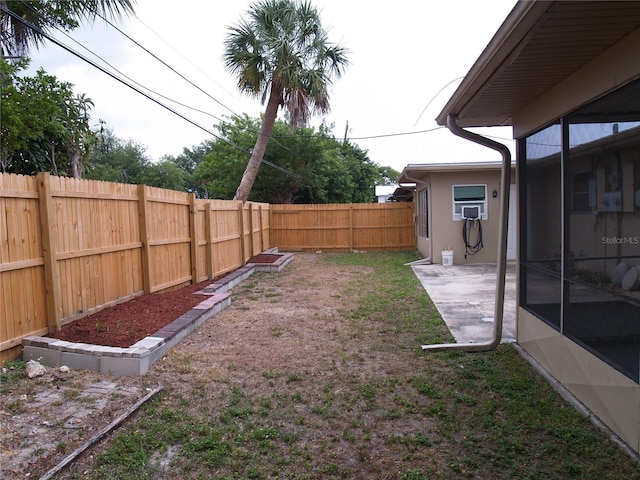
86 127 150 184
163 144 210 197
142 158 188 191
0 58 94 176
223 0 349 201
377 165 400 185
194 115 382 204
1 0 136 58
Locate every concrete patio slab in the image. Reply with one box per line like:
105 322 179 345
411 262 516 344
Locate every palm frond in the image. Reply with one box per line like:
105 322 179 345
223 0 348 127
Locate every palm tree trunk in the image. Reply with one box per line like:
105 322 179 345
233 85 281 202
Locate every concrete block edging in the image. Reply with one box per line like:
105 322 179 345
22 250 294 376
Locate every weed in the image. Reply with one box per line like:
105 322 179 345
63 389 81 399
6 399 25 414
0 360 26 391
285 373 301 383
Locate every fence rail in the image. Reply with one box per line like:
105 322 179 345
1 173 415 363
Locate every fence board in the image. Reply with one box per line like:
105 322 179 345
1 174 47 355
270 203 415 251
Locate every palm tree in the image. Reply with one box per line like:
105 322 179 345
224 0 349 202
1 0 135 58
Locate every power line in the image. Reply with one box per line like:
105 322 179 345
3 2 301 179
0 6 242 152
93 10 238 117
414 76 464 127
132 13 238 101
93 7 297 154
50 23 229 124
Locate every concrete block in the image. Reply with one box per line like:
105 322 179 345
99 356 145 376
131 337 164 349
49 340 73 351
60 351 100 372
22 336 58 347
23 346 61 367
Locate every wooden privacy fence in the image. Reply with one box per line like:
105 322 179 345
1 173 270 363
270 203 415 251
1 173 415 363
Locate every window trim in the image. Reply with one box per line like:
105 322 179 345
452 184 488 221
417 188 429 238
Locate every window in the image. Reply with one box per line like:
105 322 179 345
452 185 487 220
572 172 595 213
519 77 640 383
418 188 429 238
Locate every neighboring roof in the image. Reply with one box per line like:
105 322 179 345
398 161 514 184
436 1 640 128
387 187 414 202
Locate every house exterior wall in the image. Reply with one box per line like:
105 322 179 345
514 27 640 454
413 169 515 264
518 309 640 453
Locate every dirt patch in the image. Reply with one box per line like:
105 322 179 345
0 367 152 479
1 253 371 478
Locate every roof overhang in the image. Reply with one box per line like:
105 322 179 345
398 161 515 184
436 1 640 128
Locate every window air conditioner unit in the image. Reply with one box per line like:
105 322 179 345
461 206 479 219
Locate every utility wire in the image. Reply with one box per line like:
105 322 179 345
51 24 229 124
0 4 236 147
92 7 297 154
132 13 238 100
6 1 301 179
414 76 464 127
93 10 237 116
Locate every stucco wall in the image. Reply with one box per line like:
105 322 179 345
416 169 514 265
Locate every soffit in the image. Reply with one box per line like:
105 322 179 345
436 1 640 128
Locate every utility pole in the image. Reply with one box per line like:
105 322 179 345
343 120 349 144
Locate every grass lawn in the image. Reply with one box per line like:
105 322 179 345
47 252 639 479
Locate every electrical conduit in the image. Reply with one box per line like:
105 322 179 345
422 114 511 352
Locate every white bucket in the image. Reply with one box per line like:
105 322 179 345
442 250 454 266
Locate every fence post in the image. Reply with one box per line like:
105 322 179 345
189 193 199 283
37 173 62 333
248 203 255 257
268 206 273 250
238 202 246 262
138 184 152 293
258 205 264 252
205 201 213 279
349 204 354 251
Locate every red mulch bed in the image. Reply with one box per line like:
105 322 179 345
49 254 280 348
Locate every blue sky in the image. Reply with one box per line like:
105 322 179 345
29 0 517 172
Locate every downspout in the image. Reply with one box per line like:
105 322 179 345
422 114 511 352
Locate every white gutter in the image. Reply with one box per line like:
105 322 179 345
422 114 511 352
